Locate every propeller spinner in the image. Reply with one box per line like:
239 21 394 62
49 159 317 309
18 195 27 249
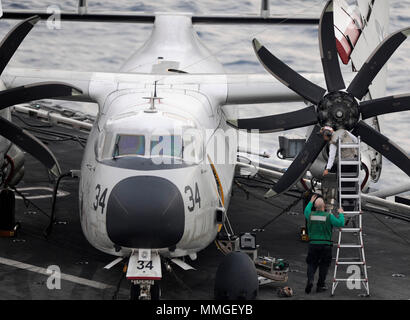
235 0 410 197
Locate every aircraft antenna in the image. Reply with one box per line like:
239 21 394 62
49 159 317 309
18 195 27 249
143 81 161 113
260 0 270 18
78 0 87 15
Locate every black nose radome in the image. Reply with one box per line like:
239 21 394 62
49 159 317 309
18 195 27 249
106 176 185 249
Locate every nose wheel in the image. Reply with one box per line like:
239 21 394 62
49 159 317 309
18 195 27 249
130 281 161 300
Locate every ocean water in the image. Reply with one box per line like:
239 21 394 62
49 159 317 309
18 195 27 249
0 0 409 191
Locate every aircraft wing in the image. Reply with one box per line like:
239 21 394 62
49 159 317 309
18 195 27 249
224 73 325 105
3 67 331 107
3 68 328 136
3 67 118 104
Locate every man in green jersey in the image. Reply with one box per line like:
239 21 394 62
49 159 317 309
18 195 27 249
304 194 345 294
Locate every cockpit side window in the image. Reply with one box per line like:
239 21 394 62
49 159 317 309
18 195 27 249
113 135 145 157
100 132 113 160
183 132 203 163
150 135 183 158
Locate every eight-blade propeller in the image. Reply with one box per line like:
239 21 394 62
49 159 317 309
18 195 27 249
234 0 410 197
0 16 83 177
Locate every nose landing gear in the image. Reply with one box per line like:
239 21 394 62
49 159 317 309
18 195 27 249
126 249 162 300
130 280 161 300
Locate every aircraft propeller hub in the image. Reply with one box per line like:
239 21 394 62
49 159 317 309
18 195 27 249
317 91 359 130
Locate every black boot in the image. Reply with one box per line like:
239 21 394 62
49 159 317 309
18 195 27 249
305 282 313 294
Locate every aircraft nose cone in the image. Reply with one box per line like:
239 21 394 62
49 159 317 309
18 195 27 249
106 176 185 249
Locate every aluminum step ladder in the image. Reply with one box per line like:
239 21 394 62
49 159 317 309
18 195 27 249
331 136 370 296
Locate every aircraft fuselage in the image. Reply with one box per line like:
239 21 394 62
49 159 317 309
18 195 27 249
78 14 235 258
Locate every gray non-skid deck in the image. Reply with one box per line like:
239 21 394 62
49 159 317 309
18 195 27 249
0 118 409 300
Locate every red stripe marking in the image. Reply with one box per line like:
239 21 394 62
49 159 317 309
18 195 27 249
127 276 162 280
336 37 351 65
335 17 361 65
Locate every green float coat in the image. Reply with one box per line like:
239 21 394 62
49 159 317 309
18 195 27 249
304 202 345 245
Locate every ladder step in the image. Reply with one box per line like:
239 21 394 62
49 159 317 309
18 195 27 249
334 279 368 282
337 261 365 265
340 194 360 199
338 244 363 248
340 178 359 182
340 160 360 165
339 228 361 232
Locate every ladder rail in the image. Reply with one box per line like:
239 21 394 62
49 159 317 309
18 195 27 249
332 135 369 297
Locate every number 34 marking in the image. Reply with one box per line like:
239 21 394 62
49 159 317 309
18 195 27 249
185 182 201 212
137 261 154 270
93 184 108 214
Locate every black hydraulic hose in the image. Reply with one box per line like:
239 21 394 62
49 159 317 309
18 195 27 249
234 179 303 232
11 186 50 218
234 180 286 211
44 171 78 238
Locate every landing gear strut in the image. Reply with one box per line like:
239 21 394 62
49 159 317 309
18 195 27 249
130 280 161 300
127 250 162 300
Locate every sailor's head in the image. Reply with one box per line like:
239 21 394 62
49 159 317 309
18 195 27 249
314 197 325 211
320 126 334 142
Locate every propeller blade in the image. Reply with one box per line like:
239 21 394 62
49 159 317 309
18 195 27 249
354 121 410 176
359 94 410 119
0 82 83 110
347 28 410 100
0 117 61 177
319 0 345 92
236 106 318 132
252 39 326 105
265 124 326 197
0 16 40 75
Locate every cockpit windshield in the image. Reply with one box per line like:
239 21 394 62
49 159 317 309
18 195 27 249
113 135 145 157
99 130 203 166
150 135 183 158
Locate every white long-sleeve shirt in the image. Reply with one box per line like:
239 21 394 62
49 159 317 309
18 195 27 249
326 130 358 170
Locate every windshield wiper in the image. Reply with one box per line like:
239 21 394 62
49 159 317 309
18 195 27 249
112 142 119 160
